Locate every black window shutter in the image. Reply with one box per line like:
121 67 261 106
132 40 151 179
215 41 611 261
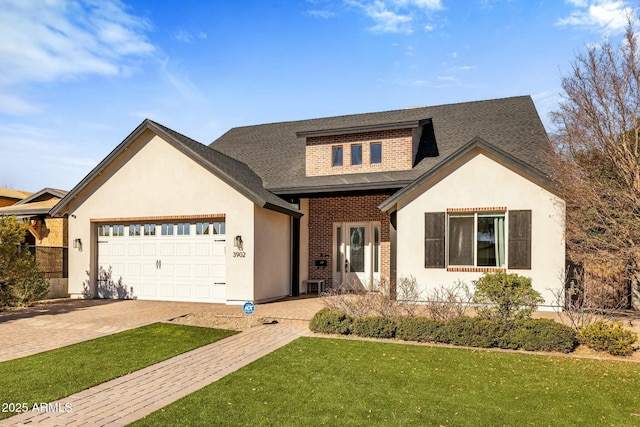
508 210 531 269
425 212 445 268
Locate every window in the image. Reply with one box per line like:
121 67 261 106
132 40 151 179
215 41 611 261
370 143 382 164
332 146 343 167
112 225 124 237
196 222 210 235
144 224 156 236
98 225 110 237
373 225 380 273
212 221 226 234
448 213 505 267
177 223 190 236
161 224 174 236
351 144 362 166
424 210 530 270
129 224 141 237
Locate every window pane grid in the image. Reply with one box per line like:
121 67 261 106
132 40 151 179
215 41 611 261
448 213 505 267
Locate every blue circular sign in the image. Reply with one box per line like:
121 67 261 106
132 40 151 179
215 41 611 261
243 301 255 315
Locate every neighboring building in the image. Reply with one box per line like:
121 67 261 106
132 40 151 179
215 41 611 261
0 188 69 298
0 188 32 207
52 96 565 307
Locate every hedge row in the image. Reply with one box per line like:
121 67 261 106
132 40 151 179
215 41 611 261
310 309 578 353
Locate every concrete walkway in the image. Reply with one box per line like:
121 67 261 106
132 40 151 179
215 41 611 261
1 321 310 426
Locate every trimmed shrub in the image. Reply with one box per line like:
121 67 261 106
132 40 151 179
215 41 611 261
501 318 577 353
578 320 638 356
442 316 507 348
396 317 445 342
473 272 543 320
352 316 397 339
309 309 353 335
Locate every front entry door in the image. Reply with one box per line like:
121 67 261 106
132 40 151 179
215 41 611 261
333 222 380 291
346 225 367 289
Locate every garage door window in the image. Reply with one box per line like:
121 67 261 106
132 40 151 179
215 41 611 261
129 224 141 237
213 221 225 234
161 224 174 236
196 222 210 235
177 223 190 236
98 225 110 237
144 224 156 236
112 225 124 236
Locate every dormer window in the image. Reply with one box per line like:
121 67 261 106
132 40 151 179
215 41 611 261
351 144 362 166
301 119 432 177
332 146 343 167
371 143 382 164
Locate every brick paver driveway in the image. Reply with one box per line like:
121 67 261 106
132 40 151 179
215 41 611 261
0 297 323 362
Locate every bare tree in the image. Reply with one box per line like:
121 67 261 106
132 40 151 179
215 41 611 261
551 17 640 310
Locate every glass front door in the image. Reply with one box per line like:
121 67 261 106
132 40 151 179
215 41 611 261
333 222 380 291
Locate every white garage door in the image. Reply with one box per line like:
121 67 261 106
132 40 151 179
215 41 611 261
97 220 226 303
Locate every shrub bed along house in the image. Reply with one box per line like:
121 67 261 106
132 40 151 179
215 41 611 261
309 310 578 354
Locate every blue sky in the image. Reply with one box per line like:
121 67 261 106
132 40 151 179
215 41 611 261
0 0 636 191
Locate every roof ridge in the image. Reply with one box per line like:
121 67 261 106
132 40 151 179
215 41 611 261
214 95 532 133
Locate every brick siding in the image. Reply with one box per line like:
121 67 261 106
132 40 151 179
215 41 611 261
308 193 393 288
305 128 414 176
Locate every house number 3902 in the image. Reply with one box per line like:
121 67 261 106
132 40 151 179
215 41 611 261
233 251 246 258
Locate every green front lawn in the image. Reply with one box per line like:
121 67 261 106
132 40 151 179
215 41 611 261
134 337 640 426
0 323 237 420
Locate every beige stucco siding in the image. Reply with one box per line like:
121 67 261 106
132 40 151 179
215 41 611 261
252 206 291 302
66 131 257 302
395 150 565 307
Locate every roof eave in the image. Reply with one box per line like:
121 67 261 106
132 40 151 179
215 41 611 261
379 136 558 213
295 119 430 138
271 180 410 196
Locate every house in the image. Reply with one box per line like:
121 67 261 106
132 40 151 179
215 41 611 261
0 188 32 207
0 188 69 298
51 96 565 307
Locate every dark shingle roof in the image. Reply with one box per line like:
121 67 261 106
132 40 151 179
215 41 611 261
210 96 551 195
51 120 301 218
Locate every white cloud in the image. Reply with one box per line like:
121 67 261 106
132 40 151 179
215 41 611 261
557 0 633 33
391 0 442 9
174 30 208 43
348 0 443 34
0 0 155 115
308 9 336 18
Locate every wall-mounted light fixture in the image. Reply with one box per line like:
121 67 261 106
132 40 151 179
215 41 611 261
73 238 82 251
234 235 243 250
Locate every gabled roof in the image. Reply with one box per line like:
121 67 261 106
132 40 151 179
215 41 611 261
0 188 32 200
0 188 68 216
379 137 557 213
50 120 302 218
211 96 551 195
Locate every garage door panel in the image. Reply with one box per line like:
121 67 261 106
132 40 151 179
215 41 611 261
97 222 226 303
176 264 190 277
142 283 156 297
195 285 210 299
141 263 155 276
195 264 209 277
143 244 156 256
195 243 209 256
176 243 190 256
212 244 225 256
212 265 225 280
159 263 174 277
128 244 141 256
176 284 191 298
129 264 143 276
